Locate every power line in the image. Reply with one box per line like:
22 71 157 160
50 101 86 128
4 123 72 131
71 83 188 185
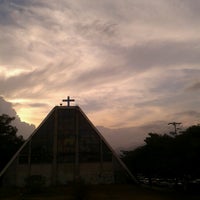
168 122 182 136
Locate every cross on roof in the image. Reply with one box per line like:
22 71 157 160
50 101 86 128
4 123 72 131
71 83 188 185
62 96 75 106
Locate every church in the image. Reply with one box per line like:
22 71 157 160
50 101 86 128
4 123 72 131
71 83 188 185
0 97 137 186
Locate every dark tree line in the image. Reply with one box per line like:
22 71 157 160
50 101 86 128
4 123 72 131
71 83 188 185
122 125 200 188
0 114 24 171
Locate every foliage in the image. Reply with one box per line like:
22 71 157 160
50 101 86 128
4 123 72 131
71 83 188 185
122 125 200 187
0 114 24 171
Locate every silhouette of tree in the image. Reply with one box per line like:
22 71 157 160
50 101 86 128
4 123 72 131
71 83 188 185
175 125 200 179
0 114 24 171
122 125 200 188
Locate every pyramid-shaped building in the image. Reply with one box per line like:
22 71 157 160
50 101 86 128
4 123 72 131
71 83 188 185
0 98 137 186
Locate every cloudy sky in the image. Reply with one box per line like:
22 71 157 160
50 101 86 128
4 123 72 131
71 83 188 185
1 0 200 147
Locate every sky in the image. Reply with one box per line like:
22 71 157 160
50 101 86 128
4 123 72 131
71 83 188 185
1 0 200 149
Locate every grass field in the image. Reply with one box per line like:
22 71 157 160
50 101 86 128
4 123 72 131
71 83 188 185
0 184 200 200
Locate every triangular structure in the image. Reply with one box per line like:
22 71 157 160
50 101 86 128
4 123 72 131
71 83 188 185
0 102 137 186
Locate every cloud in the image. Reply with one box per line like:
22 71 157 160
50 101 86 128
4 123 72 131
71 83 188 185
98 120 173 151
27 103 48 108
100 39 200 74
0 0 200 135
0 96 35 138
0 96 16 116
174 110 200 118
187 82 200 91
172 110 200 127
74 20 118 41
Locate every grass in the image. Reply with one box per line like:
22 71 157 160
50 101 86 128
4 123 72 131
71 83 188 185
0 184 200 200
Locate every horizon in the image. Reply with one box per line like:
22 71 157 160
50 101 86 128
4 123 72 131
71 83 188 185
0 96 196 151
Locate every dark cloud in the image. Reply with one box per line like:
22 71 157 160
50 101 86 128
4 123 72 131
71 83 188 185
98 120 172 151
174 110 200 118
81 99 105 113
187 82 200 91
178 0 200 23
0 96 35 138
102 39 200 73
74 20 118 41
27 103 48 108
62 38 200 97
0 3 15 26
13 102 49 108
67 65 127 90
0 96 16 116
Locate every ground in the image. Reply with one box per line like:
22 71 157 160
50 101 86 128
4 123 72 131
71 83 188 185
0 184 200 200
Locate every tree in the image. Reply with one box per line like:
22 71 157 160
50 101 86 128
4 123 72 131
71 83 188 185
175 125 200 178
122 133 175 185
0 114 24 171
122 125 200 188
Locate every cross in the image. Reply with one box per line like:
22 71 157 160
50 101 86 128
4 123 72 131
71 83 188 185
62 96 75 106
